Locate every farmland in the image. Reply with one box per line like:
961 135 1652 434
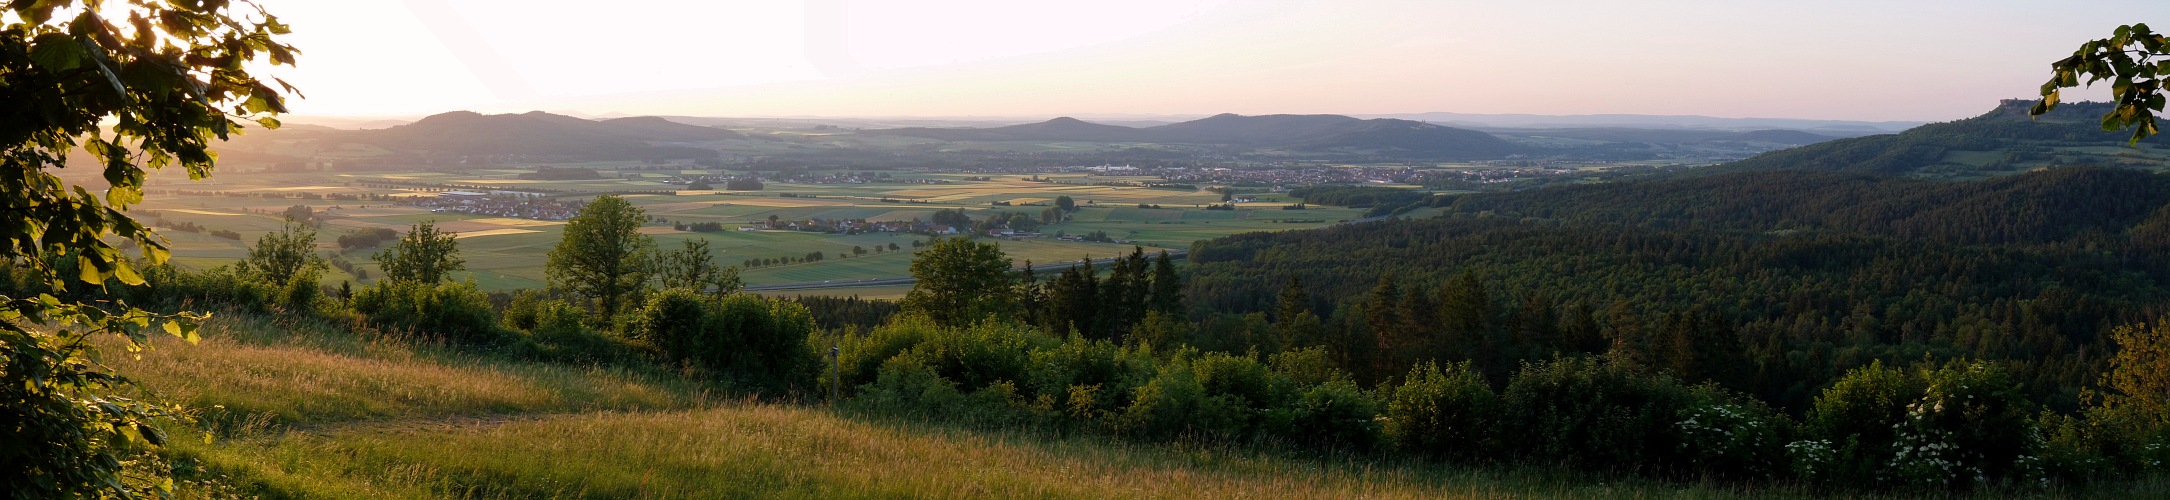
124 165 1380 294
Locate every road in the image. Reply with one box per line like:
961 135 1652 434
741 214 1394 292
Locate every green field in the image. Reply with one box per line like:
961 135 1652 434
125 167 1379 291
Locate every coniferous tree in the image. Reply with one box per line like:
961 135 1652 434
1149 250 1183 314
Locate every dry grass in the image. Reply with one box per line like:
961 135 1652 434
183 405 1789 499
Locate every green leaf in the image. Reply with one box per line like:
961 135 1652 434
28 33 84 71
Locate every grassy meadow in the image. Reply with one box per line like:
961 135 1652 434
92 310 1945 499
125 167 1368 293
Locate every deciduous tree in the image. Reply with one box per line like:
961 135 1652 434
900 237 1014 326
374 221 463 284
0 0 296 495
547 195 654 318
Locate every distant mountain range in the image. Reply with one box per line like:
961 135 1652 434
1720 100 2169 175
1362 112 1924 133
867 113 1532 159
349 111 743 161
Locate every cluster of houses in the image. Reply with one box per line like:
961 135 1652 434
410 191 583 220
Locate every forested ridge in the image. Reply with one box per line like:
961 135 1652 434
1720 101 2170 175
1188 166 2170 412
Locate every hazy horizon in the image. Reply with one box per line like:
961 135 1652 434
262 1 2147 122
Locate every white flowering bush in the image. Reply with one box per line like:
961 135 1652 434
1785 439 1838 481
1674 396 1785 478
1883 362 2038 490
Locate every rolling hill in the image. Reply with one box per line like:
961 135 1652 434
350 111 742 161
1719 100 2170 176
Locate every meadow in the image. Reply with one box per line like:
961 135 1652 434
97 310 1936 499
125 166 1370 293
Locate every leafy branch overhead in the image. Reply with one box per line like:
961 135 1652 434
2034 23 2167 144
3 0 297 497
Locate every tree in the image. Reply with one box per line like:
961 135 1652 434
373 221 463 284
547 195 655 318
2035 23 2166 143
1055 195 1078 212
900 237 1015 326
2098 316 2170 426
1 0 295 496
240 217 328 290
1148 250 1183 314
654 238 741 293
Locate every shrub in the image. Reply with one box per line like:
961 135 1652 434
1116 359 1246 440
350 280 504 345
1884 362 2040 490
1023 339 1150 422
1285 379 1382 451
1674 388 1788 479
1797 360 1923 486
1384 361 1497 459
1496 355 1700 474
888 320 1052 394
631 290 819 393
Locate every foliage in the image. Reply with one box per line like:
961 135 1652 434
237 218 326 292
350 280 505 345
631 290 818 393
372 221 464 284
546 195 654 319
652 238 741 293
2034 23 2167 143
899 237 1015 327
2097 315 2170 428
1494 355 1704 474
1384 361 1496 459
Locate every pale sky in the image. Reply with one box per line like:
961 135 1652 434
254 0 2155 121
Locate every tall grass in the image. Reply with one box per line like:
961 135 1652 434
103 310 709 433
179 404 1822 499
101 310 2169 498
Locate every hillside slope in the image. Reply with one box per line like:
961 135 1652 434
351 111 737 161
112 312 1767 498
1720 100 2170 175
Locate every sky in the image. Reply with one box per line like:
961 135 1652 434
253 0 2156 122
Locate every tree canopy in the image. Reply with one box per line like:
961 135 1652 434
0 0 297 496
374 221 464 284
547 195 654 318
899 237 1014 326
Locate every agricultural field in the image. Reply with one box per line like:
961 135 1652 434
120 166 1379 293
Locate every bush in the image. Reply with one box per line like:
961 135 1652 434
1116 359 1247 440
350 280 505 345
631 289 819 393
1674 388 1788 479
1496 355 1702 474
1285 379 1382 451
1384 361 1497 459
1796 360 1923 486
1883 362 2040 490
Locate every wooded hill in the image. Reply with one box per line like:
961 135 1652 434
1720 100 2170 175
352 111 742 161
1183 166 2170 412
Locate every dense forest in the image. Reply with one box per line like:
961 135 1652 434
1186 167 2170 412
1721 101 2170 175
